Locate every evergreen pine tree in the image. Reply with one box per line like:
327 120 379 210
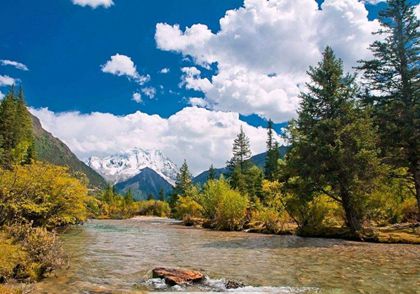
286 47 382 233
103 185 115 204
208 164 216 181
124 189 134 205
158 188 165 201
0 89 18 168
0 87 34 168
173 160 193 197
227 126 252 172
264 119 280 180
14 88 34 164
358 0 420 216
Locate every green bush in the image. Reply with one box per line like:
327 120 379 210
285 191 344 232
365 169 417 224
250 198 290 233
137 200 171 217
199 179 248 230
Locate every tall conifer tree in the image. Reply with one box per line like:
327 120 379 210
358 0 419 216
174 160 193 197
227 126 252 172
208 164 216 181
264 119 280 180
286 47 381 233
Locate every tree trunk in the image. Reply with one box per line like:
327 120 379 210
341 190 362 234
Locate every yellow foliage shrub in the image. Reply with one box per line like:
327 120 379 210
137 200 171 217
175 196 203 220
0 162 89 228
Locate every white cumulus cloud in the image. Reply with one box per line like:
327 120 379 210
132 92 142 103
160 68 170 74
72 0 114 9
142 87 156 99
101 54 150 85
0 60 29 71
0 75 16 87
30 107 282 175
189 97 208 107
362 0 385 4
155 0 381 122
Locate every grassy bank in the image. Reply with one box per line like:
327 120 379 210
178 217 420 244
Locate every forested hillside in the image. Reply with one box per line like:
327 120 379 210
32 114 107 189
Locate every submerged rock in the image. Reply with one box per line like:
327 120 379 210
152 267 205 286
225 280 245 289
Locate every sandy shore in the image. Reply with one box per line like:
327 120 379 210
129 215 181 223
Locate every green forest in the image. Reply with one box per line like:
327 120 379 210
0 0 418 292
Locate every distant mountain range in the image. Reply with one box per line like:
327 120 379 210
31 115 107 189
32 115 290 199
87 148 179 199
87 148 178 185
114 167 173 200
192 145 288 185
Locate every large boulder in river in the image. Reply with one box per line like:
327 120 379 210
152 267 204 285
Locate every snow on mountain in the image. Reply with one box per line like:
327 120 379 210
86 148 178 185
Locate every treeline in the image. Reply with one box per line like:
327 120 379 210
91 186 170 219
172 0 419 238
0 87 34 168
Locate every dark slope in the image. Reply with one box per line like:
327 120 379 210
193 145 289 185
115 167 173 200
31 115 107 189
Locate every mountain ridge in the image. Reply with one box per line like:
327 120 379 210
31 114 107 189
86 148 178 185
114 167 173 200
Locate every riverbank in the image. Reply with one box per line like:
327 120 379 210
179 217 420 244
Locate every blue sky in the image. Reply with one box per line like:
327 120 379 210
0 0 386 125
1 0 417 173
0 0 237 114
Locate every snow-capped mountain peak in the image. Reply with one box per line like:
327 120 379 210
86 148 178 185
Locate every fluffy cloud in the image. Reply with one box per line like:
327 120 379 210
362 0 385 4
189 97 208 107
101 54 150 85
180 67 213 92
72 0 114 9
132 92 142 103
155 0 381 122
0 60 29 71
30 107 282 174
0 75 16 87
142 87 156 99
160 68 170 74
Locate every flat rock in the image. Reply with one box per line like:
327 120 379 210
152 267 204 286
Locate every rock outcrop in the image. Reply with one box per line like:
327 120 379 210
152 267 204 286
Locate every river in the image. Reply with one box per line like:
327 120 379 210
34 218 420 293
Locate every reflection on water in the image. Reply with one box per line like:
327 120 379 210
34 218 420 293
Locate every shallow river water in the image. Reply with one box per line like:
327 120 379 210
34 218 420 293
